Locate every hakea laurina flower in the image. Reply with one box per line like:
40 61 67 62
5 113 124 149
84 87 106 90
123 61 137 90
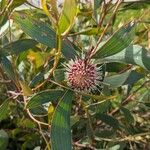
64 57 104 92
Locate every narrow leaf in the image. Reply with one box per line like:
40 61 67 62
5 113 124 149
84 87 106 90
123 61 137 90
120 106 134 124
0 100 9 122
13 12 77 59
2 39 38 55
51 90 74 150
20 81 33 96
58 0 77 35
93 21 135 58
0 130 9 149
27 89 64 109
54 69 65 82
104 70 131 88
0 56 16 82
96 113 120 129
101 45 150 71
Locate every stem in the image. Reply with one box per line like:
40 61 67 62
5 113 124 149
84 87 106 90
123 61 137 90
109 79 150 116
41 0 56 27
90 0 123 58
33 29 62 91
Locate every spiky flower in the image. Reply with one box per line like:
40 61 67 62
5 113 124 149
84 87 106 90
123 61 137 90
65 58 104 92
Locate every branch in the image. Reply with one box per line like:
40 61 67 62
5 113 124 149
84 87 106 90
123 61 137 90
90 0 123 58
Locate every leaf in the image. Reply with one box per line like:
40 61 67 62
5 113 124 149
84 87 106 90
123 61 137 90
58 0 77 35
51 90 74 150
70 27 103 36
94 0 103 17
29 72 44 88
96 100 111 114
0 100 9 122
96 113 120 129
139 90 150 108
48 103 55 124
20 81 33 96
93 21 135 58
2 39 38 55
140 90 150 102
0 130 8 150
10 0 26 11
120 106 134 124
54 69 65 82
27 89 65 109
94 0 103 10
101 45 150 71
27 50 45 68
0 56 16 82
95 129 115 138
104 70 131 88
13 12 56 47
13 12 77 59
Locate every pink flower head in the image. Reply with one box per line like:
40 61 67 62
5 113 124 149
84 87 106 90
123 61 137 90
65 58 104 92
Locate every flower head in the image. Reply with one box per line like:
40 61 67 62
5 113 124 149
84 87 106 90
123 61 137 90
65 57 104 92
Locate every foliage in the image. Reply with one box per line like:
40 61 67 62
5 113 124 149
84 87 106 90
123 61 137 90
0 0 150 149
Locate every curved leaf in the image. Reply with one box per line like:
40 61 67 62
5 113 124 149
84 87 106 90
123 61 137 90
2 39 38 55
101 45 150 71
58 0 77 35
13 12 77 59
0 130 9 150
0 100 9 122
93 21 135 58
27 89 65 109
104 70 131 88
0 56 16 82
96 113 120 129
51 90 74 150
120 106 134 124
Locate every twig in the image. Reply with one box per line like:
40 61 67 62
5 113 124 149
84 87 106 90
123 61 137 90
26 109 50 127
90 0 123 58
0 0 13 16
38 124 51 150
0 79 11 83
23 96 50 127
109 80 150 116
95 132 150 142
73 142 96 150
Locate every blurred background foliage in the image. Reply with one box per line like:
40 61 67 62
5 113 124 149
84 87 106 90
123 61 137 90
0 0 150 150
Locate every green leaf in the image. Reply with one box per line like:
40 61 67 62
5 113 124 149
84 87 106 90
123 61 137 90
0 56 16 82
13 13 56 48
2 39 38 55
51 90 74 150
20 80 33 96
140 90 150 102
94 0 103 17
27 89 65 109
139 90 150 108
101 45 150 71
0 130 8 150
54 69 65 82
29 72 44 88
13 12 77 59
94 0 102 10
0 100 9 122
104 70 131 88
96 113 120 129
58 0 77 35
71 27 103 36
10 0 26 11
120 106 134 124
95 129 115 138
93 22 135 58
96 100 111 114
